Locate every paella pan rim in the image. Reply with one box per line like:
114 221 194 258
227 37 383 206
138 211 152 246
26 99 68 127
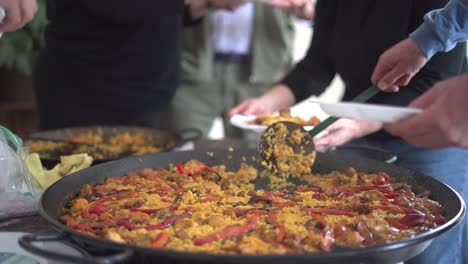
36 149 466 261
27 125 201 165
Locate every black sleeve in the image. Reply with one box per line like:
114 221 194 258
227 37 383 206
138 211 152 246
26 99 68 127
182 6 203 27
81 1 186 21
280 0 336 102
369 0 467 106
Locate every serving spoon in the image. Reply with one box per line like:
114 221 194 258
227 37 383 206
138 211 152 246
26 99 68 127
259 85 380 173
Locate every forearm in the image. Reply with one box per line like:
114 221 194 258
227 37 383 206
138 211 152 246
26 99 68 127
81 1 186 21
279 0 334 102
260 85 296 110
410 0 468 59
280 60 334 102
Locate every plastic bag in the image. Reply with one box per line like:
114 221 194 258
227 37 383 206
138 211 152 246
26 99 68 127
0 126 41 220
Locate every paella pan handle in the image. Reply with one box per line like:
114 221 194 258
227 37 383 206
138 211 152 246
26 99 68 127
19 233 133 264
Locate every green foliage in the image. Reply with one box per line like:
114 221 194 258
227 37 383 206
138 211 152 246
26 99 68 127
0 0 47 75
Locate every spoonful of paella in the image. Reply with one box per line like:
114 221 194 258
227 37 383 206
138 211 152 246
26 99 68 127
258 86 381 175
259 121 317 176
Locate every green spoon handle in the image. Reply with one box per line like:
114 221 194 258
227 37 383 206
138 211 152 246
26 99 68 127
308 85 380 138
350 85 380 103
308 116 339 137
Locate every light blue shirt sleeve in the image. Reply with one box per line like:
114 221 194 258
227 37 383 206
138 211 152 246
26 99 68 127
409 0 468 59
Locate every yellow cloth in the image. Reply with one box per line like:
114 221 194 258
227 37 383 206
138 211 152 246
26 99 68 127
26 153 93 190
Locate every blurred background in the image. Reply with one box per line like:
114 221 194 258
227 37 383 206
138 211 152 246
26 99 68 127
0 0 46 137
0 1 345 138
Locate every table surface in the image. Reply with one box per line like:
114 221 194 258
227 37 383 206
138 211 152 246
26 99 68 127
0 139 251 233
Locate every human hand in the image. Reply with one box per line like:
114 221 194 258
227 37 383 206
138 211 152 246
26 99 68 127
371 38 427 92
268 0 314 20
228 98 275 116
0 0 37 32
384 75 468 149
313 118 382 151
228 84 296 116
186 0 241 19
208 0 243 11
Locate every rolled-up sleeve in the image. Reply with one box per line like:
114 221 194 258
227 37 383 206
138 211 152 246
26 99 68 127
410 0 468 59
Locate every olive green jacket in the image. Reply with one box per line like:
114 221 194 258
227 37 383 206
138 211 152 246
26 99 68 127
181 4 295 83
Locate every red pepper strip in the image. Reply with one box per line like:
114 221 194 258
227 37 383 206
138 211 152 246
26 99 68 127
176 162 216 177
151 232 169 248
296 185 323 193
66 220 94 233
432 217 446 225
393 210 426 230
88 204 108 215
168 194 183 211
333 190 355 200
145 209 193 231
130 208 158 214
370 204 411 214
150 188 170 197
320 227 335 252
88 191 137 215
117 219 138 230
264 190 289 198
115 191 139 197
304 208 356 217
131 193 184 215
267 211 286 242
194 214 262 246
308 212 327 229
383 191 398 199
146 215 178 231
175 187 185 195
88 196 113 215
380 195 401 207
177 162 188 174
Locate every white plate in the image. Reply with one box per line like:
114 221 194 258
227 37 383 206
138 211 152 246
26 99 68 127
310 101 423 123
229 114 314 133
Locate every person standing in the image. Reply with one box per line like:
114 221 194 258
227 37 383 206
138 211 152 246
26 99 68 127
33 1 228 130
372 0 468 92
229 1 468 263
369 0 468 150
168 1 314 140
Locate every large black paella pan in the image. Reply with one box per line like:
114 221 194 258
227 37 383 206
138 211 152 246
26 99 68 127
19 149 465 264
